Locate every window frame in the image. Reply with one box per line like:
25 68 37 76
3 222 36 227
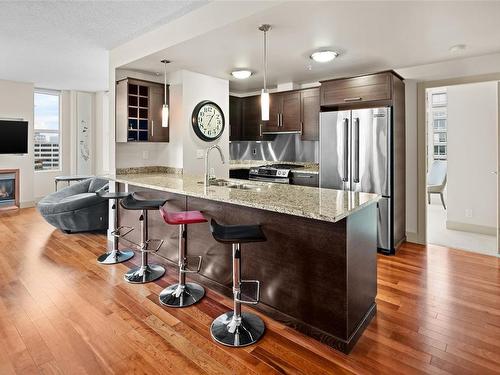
34 89 62 173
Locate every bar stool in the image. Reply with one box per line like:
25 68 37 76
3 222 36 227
209 218 266 347
96 190 135 264
119 193 167 284
158 206 207 307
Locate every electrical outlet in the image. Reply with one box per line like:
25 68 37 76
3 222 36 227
142 151 149 160
465 209 473 218
196 149 204 159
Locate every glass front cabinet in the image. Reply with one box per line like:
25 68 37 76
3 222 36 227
116 78 169 143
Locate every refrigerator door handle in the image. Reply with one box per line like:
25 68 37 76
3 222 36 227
342 118 349 182
353 117 360 183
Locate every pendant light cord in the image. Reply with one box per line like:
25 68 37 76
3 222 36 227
263 29 267 91
164 61 167 105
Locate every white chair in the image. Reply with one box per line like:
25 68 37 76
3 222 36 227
427 161 447 209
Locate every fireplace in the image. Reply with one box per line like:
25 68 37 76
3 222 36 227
0 169 19 210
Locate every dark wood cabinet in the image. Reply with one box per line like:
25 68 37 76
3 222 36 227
300 88 320 141
241 95 262 141
229 95 242 141
149 84 169 142
281 91 301 131
320 72 392 107
290 171 319 187
116 77 169 143
262 91 301 133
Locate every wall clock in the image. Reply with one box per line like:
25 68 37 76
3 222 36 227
191 100 225 141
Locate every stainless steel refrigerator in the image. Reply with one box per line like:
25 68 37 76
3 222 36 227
320 107 399 252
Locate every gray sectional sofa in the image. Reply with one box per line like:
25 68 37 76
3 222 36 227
37 177 109 233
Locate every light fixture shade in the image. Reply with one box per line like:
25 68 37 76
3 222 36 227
231 70 252 79
162 104 169 127
310 50 339 63
261 89 269 121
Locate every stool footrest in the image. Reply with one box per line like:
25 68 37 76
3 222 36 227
143 239 164 253
236 280 260 305
181 255 203 274
111 225 134 238
118 237 164 253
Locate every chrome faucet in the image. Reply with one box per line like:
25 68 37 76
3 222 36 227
204 145 226 187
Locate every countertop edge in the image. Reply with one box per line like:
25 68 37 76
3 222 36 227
105 174 380 224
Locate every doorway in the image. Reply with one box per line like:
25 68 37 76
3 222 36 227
425 82 498 255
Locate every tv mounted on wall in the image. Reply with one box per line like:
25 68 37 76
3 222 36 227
0 120 28 154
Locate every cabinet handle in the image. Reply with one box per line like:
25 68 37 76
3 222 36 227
277 113 280 127
259 123 262 137
280 113 283 127
151 120 154 137
344 97 362 102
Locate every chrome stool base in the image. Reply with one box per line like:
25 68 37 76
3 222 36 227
97 249 134 265
124 264 165 284
210 311 265 347
159 282 205 308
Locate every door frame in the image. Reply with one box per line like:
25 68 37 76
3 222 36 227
415 73 500 254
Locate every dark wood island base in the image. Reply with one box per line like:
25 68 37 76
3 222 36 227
117 185 378 353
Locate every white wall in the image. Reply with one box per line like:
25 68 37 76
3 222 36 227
0 79 34 206
180 70 229 177
405 80 418 235
447 81 497 232
114 70 229 177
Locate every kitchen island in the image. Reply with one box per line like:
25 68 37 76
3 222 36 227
106 172 380 353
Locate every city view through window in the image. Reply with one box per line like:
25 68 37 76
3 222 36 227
34 91 60 171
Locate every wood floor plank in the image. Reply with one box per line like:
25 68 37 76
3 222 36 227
1 207 499 374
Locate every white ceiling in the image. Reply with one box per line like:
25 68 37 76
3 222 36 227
121 1 500 92
0 0 207 91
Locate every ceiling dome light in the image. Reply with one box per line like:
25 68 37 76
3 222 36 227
449 44 466 53
231 70 253 79
310 50 339 63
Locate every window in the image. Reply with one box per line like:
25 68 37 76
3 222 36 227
431 93 447 107
34 91 61 171
433 119 447 131
434 145 447 160
434 132 447 143
428 88 447 161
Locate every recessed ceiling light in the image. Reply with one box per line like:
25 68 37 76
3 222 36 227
449 44 466 53
231 70 253 79
310 50 339 63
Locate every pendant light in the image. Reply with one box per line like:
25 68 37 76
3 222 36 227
259 24 271 121
161 59 170 127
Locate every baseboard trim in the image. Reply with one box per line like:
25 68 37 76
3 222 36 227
406 231 424 244
20 201 36 208
446 220 497 236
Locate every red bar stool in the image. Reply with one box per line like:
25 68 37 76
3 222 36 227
158 206 207 307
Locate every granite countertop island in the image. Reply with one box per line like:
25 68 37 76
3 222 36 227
107 171 380 353
105 172 378 223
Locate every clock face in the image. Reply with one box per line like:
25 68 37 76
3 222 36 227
192 101 225 141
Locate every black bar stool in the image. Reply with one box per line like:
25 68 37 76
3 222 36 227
119 193 167 284
158 206 206 307
96 190 135 264
209 218 266 347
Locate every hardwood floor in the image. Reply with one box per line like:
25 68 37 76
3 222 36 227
0 208 499 374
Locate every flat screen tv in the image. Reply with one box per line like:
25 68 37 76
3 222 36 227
0 120 28 154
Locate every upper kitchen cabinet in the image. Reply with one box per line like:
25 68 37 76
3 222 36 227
320 71 396 108
229 95 242 141
240 95 262 141
300 87 320 141
262 91 301 134
116 78 169 143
